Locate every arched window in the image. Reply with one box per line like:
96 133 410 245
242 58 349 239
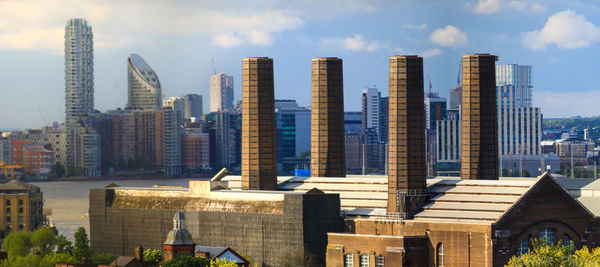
539 228 555 245
376 255 384 267
345 253 354 267
517 238 530 256
360 254 369 267
437 243 444 267
564 234 573 247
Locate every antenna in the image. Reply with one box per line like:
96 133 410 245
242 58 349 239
211 58 217 75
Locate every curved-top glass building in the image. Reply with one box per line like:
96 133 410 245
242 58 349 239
127 54 162 110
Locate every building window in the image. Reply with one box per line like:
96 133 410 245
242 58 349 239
18 200 23 205
18 207 22 213
360 254 369 267
540 228 555 245
5 216 10 222
18 224 23 230
5 208 9 213
517 238 530 256
437 243 444 267
564 235 573 247
344 253 354 267
376 255 384 267
5 200 10 206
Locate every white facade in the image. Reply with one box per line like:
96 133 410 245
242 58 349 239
127 54 162 110
496 64 532 108
65 18 94 126
361 87 380 130
497 85 543 156
210 73 234 112
436 120 460 163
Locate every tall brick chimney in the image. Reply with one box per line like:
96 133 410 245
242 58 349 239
387 56 427 218
311 57 346 177
241 57 277 190
461 54 499 180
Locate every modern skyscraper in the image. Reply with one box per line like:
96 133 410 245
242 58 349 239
449 86 461 109
461 54 498 180
126 54 162 110
163 97 185 122
424 92 447 130
496 64 532 108
379 97 389 143
311 57 346 177
387 55 426 216
182 94 203 119
241 57 277 190
65 18 99 175
210 73 234 112
361 87 381 134
65 18 94 126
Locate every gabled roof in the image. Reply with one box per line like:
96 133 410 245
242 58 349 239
0 180 40 193
195 245 249 263
109 256 142 267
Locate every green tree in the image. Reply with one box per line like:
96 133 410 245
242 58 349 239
144 249 163 264
31 227 56 255
210 258 239 267
506 238 600 266
73 226 92 261
55 234 74 255
9 254 41 267
163 255 211 267
90 253 115 264
3 231 32 261
40 253 78 267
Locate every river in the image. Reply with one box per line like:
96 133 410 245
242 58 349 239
31 178 195 240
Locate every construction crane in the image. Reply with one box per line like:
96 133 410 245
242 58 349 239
427 74 433 95
0 161 23 179
211 58 217 75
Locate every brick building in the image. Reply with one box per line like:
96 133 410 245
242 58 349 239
180 128 209 170
0 180 44 232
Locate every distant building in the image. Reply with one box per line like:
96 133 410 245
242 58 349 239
71 121 101 177
449 86 461 109
275 100 311 160
361 87 381 140
436 119 461 172
501 154 561 177
182 94 203 120
126 54 162 110
203 111 242 173
163 97 185 122
496 64 532 108
424 92 447 130
22 143 53 176
556 138 594 164
210 73 234 112
379 96 389 143
65 18 94 173
343 112 362 133
6 125 67 168
181 128 209 170
0 138 10 164
0 180 44 232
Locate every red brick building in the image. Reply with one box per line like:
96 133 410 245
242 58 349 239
181 129 209 170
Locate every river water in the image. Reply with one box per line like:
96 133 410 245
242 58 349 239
31 178 195 240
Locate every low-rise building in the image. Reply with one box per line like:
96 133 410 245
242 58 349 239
0 180 44 232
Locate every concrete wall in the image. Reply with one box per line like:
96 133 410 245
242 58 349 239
89 189 343 267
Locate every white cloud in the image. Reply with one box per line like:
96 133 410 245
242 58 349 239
403 24 427 30
534 90 600 118
422 48 443 58
322 34 381 52
522 10 600 50
429 25 468 47
0 1 305 52
467 0 545 15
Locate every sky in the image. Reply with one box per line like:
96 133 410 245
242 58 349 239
1 0 600 129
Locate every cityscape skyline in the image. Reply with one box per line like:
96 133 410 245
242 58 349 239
1 0 600 128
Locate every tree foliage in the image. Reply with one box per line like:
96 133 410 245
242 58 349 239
73 226 92 261
3 231 32 261
279 247 318 267
163 256 211 267
54 234 73 255
144 249 164 264
507 238 600 266
31 227 56 255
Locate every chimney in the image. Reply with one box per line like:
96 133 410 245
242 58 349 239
241 57 277 190
461 54 499 180
387 55 427 218
311 57 346 177
134 245 144 263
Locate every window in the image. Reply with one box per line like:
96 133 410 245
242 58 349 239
18 224 23 230
437 243 444 267
5 208 9 213
360 254 369 267
564 235 573 247
18 200 23 205
5 200 10 206
376 255 384 267
517 238 530 256
18 208 22 213
344 253 354 267
540 228 555 245
5 216 10 222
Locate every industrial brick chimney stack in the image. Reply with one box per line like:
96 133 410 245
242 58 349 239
461 54 499 180
311 57 346 177
241 57 277 190
387 55 427 218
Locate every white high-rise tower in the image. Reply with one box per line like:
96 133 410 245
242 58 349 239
210 73 234 112
65 18 94 125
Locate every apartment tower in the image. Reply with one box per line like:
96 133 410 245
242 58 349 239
126 54 162 110
241 57 277 190
387 55 426 217
210 73 234 112
311 57 346 177
461 54 499 180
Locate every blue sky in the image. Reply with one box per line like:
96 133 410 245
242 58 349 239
1 0 600 128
